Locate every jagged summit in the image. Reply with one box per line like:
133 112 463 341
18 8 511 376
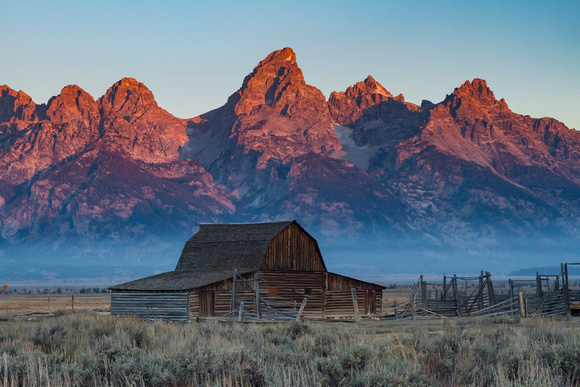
99 77 159 118
443 78 511 117
453 78 496 103
356 76 393 98
235 47 309 116
257 47 297 66
45 85 98 123
0 85 38 122
328 75 417 126
186 47 340 170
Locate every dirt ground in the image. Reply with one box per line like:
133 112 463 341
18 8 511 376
0 294 111 317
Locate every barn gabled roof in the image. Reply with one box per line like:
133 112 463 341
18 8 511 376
175 220 294 272
110 220 298 291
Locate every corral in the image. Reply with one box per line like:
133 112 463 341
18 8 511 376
384 263 580 320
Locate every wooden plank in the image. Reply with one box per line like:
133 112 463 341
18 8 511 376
519 292 526 318
351 289 360 322
111 292 189 321
296 298 307 320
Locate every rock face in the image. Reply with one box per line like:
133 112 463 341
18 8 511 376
184 48 340 170
332 76 580 243
182 48 403 233
0 82 234 243
1 48 580 277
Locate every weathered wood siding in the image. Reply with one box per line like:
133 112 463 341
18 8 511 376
258 271 324 318
260 223 325 272
375 291 382 315
188 291 199 318
189 271 325 319
326 273 382 290
325 273 383 316
325 290 365 318
111 291 189 321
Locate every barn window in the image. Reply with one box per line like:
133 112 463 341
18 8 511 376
304 288 312 296
269 288 278 297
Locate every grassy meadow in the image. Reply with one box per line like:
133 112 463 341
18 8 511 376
1 313 579 386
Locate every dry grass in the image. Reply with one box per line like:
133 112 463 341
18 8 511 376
1 313 580 386
381 288 413 309
0 294 110 316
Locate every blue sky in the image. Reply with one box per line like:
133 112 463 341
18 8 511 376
1 1 578 129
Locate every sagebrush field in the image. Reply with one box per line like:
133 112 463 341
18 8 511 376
1 313 579 386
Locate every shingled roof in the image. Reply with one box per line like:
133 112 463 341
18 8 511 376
175 220 293 272
108 268 239 291
110 220 295 291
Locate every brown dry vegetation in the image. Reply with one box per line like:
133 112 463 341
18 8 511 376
0 294 110 316
1 313 580 386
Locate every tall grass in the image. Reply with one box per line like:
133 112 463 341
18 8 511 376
0 314 579 386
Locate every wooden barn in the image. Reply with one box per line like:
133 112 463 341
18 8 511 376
110 220 384 321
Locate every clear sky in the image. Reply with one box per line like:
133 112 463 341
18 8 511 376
1 1 578 129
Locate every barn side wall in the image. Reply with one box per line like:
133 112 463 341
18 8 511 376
111 291 190 322
325 273 383 316
188 271 383 319
258 271 324 318
189 271 325 319
260 223 325 272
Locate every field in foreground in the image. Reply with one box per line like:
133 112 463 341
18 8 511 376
1 314 580 386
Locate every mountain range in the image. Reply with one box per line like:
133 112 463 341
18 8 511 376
1 47 579 280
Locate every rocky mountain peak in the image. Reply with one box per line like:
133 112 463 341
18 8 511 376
257 47 297 67
99 78 158 120
328 76 406 126
0 85 37 122
46 85 99 123
444 78 511 116
184 47 340 173
347 76 393 100
234 47 309 116
453 78 496 102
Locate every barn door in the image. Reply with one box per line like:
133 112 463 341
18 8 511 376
364 290 376 315
199 291 214 317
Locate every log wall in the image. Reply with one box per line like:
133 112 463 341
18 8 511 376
188 271 382 319
111 291 189 322
259 271 324 318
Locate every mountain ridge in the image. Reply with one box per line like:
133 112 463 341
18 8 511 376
1 47 579 278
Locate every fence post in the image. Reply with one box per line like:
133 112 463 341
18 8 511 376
565 263 571 316
479 271 484 310
351 289 360 322
421 281 427 310
296 298 307 321
411 294 416 320
519 292 525 318
254 273 260 320
230 269 238 313
238 302 244 322
486 272 495 305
